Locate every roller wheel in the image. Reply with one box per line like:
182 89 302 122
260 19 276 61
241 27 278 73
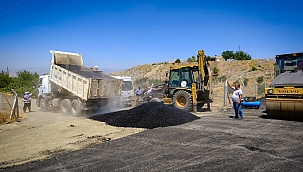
61 99 72 115
173 90 192 111
71 99 83 117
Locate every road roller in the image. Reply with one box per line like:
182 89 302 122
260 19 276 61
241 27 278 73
265 52 303 120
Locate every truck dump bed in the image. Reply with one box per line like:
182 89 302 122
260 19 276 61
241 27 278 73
49 50 122 100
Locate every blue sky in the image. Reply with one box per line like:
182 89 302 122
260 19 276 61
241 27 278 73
0 0 302 74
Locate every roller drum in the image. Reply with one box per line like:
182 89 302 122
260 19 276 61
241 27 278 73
266 99 303 120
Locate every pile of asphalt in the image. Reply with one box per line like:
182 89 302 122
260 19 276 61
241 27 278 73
71 67 113 79
90 102 200 129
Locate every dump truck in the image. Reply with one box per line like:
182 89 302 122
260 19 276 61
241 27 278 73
265 52 303 120
111 76 135 107
136 50 213 112
36 50 123 116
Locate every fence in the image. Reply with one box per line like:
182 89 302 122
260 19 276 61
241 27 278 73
0 90 19 124
211 77 269 109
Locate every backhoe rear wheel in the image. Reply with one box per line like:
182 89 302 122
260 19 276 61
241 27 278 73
173 90 192 111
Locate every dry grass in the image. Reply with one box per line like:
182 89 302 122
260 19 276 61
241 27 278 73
0 93 19 125
0 111 11 124
111 59 275 87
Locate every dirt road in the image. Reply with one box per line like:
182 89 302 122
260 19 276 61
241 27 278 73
0 99 145 168
3 96 302 171
1 101 302 171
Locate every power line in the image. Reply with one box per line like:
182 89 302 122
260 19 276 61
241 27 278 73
0 0 18 14
0 0 9 7
0 0 29 20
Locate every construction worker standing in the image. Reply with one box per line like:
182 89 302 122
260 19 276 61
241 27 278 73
23 92 32 113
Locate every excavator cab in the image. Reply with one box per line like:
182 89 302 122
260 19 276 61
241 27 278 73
168 67 193 88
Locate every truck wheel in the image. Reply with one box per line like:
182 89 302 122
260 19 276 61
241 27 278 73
39 98 48 111
150 98 161 102
173 90 192 111
61 99 72 115
71 99 83 117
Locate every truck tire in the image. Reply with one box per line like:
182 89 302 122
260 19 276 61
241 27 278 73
173 90 192 111
71 99 83 117
39 98 48 111
61 99 72 115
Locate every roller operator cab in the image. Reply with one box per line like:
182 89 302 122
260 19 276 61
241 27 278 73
265 52 303 120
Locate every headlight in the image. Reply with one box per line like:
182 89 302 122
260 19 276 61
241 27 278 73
268 89 273 94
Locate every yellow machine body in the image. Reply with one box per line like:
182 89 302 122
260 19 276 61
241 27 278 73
265 52 303 120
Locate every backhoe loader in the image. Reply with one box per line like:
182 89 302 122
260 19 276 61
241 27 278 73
137 50 213 112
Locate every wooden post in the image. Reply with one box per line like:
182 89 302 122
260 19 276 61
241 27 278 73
10 89 19 120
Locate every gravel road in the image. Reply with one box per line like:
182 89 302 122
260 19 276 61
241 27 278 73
0 98 145 168
1 98 302 171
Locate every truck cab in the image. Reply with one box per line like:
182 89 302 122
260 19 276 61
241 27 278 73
37 75 51 96
36 75 51 107
112 76 134 106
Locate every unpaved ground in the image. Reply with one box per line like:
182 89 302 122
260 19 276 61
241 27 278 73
0 98 145 168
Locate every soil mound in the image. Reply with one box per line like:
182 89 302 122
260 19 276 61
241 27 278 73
90 102 200 129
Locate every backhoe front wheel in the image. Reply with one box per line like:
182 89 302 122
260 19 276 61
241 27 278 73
173 90 192 111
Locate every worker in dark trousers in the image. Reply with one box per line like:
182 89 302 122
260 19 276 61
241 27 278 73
23 92 32 113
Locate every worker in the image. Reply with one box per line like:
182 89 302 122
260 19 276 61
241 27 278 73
136 87 142 96
23 92 32 113
227 81 243 119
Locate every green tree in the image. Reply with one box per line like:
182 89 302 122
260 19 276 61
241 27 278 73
187 56 196 62
0 73 11 89
234 51 252 60
9 70 40 97
221 50 234 61
175 58 181 63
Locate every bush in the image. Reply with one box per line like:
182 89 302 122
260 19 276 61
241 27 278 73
0 70 39 98
257 76 264 83
243 78 249 86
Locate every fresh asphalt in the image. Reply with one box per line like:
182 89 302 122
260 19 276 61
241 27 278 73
1 99 303 172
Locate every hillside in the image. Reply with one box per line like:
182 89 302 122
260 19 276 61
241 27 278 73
111 59 275 89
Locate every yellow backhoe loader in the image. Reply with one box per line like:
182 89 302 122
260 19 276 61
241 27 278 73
137 50 213 112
